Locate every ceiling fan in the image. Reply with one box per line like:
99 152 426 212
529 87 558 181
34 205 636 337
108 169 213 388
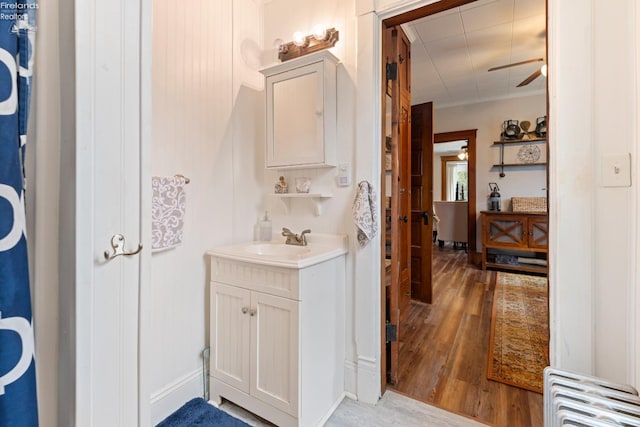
488 58 547 87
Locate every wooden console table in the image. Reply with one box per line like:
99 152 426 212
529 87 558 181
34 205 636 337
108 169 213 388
481 211 548 275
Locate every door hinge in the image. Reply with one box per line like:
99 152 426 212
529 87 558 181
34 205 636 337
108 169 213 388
386 321 397 343
386 62 398 81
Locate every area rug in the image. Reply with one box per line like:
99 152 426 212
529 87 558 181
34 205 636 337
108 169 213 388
156 398 251 427
487 272 549 393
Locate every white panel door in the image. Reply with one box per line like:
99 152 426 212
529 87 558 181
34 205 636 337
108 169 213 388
75 0 146 424
211 282 251 393
250 292 299 416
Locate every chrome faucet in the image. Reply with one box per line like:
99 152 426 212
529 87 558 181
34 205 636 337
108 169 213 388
282 227 311 246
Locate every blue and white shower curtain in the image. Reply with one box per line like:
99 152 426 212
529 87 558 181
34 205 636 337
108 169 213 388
0 1 38 426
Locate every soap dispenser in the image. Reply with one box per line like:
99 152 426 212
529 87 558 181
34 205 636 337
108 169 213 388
259 211 272 241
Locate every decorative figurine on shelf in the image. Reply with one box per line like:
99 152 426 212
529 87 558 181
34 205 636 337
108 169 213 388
275 176 288 193
520 120 531 139
501 119 521 140
535 116 547 137
295 177 311 193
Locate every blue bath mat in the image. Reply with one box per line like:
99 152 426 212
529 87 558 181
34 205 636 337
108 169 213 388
156 398 251 427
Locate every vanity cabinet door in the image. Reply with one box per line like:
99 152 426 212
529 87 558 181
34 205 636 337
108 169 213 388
210 282 251 393
250 291 299 416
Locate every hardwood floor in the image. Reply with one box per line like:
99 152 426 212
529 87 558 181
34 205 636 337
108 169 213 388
393 245 544 427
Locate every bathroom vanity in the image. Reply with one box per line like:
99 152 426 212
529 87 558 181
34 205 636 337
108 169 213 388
207 235 347 427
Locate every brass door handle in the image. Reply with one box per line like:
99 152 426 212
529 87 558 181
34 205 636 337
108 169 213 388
104 234 143 260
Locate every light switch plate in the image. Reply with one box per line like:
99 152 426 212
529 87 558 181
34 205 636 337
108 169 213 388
601 153 631 187
337 163 351 187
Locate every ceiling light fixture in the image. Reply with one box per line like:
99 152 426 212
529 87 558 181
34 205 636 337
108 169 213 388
457 145 469 161
541 63 548 77
278 27 339 62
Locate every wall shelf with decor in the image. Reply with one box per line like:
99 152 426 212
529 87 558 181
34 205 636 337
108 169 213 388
270 193 333 216
492 136 547 176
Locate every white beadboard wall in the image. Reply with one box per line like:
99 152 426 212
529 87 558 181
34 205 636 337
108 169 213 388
150 0 263 423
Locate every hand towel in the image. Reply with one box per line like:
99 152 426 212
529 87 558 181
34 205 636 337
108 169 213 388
353 180 378 247
152 175 188 251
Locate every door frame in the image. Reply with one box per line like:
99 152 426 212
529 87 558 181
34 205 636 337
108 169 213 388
435 130 477 262
71 0 152 424
379 0 479 394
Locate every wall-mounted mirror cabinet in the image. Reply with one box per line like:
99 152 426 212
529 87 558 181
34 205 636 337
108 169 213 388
261 50 338 169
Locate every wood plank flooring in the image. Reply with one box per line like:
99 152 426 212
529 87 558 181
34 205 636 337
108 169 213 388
393 245 544 427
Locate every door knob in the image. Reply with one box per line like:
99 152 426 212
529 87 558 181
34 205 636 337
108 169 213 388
422 211 429 226
104 234 143 261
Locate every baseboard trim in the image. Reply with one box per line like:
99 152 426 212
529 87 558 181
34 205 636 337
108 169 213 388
150 368 203 425
317 392 346 426
356 355 380 404
344 359 357 398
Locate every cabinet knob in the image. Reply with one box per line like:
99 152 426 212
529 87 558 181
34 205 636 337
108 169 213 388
249 309 257 317
241 307 249 314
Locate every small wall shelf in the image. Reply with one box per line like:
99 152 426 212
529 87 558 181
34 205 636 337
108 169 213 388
492 162 547 168
492 136 547 146
492 136 547 176
271 193 333 216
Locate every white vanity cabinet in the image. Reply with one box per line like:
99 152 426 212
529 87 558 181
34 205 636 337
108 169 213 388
208 252 346 427
261 50 338 169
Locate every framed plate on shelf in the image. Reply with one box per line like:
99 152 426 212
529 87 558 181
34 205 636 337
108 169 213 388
517 144 541 163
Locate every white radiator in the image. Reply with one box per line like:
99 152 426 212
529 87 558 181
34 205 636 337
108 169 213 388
544 367 640 426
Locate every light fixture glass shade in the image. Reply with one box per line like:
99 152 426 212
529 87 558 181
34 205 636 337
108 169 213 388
312 25 327 40
458 145 468 160
292 31 306 47
541 64 548 77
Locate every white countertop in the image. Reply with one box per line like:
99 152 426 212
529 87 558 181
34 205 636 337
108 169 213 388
207 233 348 269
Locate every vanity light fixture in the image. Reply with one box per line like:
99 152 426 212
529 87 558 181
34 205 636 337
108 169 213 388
278 27 339 62
457 145 469 161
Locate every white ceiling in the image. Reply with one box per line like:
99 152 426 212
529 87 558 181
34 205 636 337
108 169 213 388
404 0 546 108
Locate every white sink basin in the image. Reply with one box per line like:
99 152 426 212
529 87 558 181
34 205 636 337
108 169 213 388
244 243 311 256
207 234 348 269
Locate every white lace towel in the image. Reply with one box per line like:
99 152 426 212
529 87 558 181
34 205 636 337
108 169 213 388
152 176 188 251
352 180 378 247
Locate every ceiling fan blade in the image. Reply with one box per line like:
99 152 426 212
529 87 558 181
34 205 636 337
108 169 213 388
488 58 544 72
517 68 542 87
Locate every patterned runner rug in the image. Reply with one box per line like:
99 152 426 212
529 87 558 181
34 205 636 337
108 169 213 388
487 272 549 393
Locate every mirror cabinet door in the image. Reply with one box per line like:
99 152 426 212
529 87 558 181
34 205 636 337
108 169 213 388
270 65 324 167
262 51 337 169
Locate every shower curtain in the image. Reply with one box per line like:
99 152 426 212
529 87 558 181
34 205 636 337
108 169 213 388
0 1 38 426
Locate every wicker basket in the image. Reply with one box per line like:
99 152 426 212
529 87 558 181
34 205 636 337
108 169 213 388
511 197 547 213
